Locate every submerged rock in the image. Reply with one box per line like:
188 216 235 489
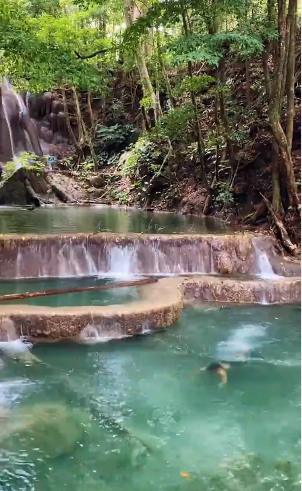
0 403 90 459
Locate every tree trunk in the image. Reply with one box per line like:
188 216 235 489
286 0 297 153
266 0 299 208
0 278 158 303
87 91 95 135
214 94 221 183
72 88 98 171
72 87 85 146
262 41 271 99
61 89 82 163
270 114 299 206
123 0 162 123
271 139 284 213
218 56 236 175
260 192 297 254
245 58 252 106
156 31 176 108
181 11 208 189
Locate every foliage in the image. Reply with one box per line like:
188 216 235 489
122 136 167 180
213 181 234 206
2 153 45 183
140 96 153 110
94 124 138 153
168 34 221 66
122 136 150 178
0 0 111 92
178 75 215 94
110 188 129 205
0 0 299 226
153 106 194 142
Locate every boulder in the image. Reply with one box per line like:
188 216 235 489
88 175 106 188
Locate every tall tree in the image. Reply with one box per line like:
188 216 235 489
263 0 299 210
123 0 162 124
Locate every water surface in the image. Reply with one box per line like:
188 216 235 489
0 206 227 235
0 277 139 307
0 305 300 491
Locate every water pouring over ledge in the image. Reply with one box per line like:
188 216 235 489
0 78 43 166
0 232 299 279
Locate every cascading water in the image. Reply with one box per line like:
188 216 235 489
1 234 294 280
1 91 15 162
1 79 23 169
0 318 37 364
78 323 130 344
0 78 43 169
252 240 281 280
256 248 278 280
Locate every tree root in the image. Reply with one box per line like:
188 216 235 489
259 192 297 255
243 201 266 224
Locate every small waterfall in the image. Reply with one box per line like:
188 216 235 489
0 317 36 364
0 318 18 342
256 250 275 278
82 244 98 276
253 241 279 279
2 88 15 161
108 245 135 278
0 78 43 168
0 234 291 280
78 323 130 344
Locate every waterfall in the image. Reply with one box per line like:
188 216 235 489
108 245 134 278
1 86 16 163
0 318 35 363
78 323 130 344
0 78 43 169
0 234 292 280
255 248 278 279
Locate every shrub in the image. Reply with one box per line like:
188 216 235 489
94 123 138 154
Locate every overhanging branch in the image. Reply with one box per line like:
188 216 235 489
74 48 109 59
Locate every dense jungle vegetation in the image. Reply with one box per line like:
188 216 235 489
0 0 301 250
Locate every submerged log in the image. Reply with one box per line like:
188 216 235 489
0 278 158 303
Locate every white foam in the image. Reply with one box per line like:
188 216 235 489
0 339 33 356
78 324 130 344
216 324 267 362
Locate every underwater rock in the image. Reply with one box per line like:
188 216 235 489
0 403 89 459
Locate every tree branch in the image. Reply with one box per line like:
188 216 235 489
259 192 297 254
74 49 109 59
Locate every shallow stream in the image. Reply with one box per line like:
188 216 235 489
0 277 139 307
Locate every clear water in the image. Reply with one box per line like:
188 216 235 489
0 277 139 307
0 206 227 235
0 305 300 491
